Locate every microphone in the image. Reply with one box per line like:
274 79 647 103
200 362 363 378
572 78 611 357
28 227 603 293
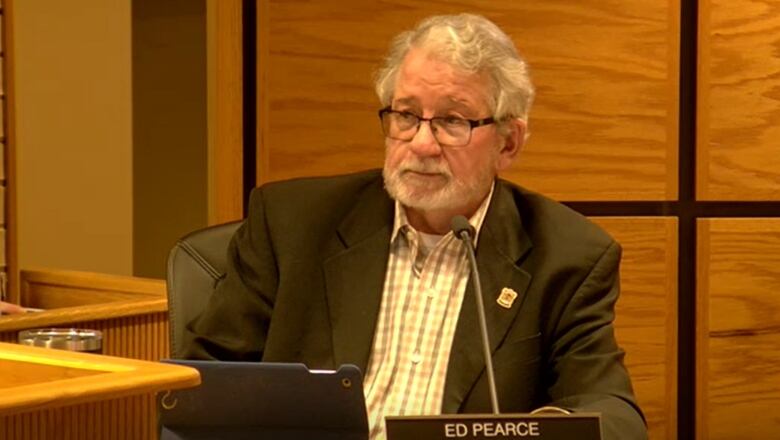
451 215 500 415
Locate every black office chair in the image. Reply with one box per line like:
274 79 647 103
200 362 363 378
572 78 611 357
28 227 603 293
166 221 242 358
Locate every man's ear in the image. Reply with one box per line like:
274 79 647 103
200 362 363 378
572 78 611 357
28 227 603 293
496 118 526 171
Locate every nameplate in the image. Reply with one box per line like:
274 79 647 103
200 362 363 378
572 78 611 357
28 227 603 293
385 413 601 440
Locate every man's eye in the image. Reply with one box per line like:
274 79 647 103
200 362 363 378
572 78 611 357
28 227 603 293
398 111 419 122
441 116 466 126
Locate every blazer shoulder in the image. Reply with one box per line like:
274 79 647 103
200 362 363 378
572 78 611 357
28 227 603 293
243 169 391 248
500 180 618 256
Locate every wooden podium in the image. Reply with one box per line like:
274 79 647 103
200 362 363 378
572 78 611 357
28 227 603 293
0 342 199 439
0 269 184 439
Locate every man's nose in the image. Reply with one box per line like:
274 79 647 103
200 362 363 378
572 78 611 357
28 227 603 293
407 121 443 157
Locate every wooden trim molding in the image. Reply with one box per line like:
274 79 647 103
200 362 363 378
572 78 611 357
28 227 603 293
255 0 270 184
19 268 165 309
207 0 244 224
3 0 19 304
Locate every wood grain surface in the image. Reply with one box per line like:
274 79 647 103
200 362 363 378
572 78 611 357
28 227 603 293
697 0 780 200
697 219 780 439
5 269 170 359
0 343 199 440
592 217 678 440
0 358 104 388
3 0 19 302
257 0 679 201
19 268 165 309
0 395 157 440
0 269 174 439
0 342 199 415
0 299 167 333
207 0 244 224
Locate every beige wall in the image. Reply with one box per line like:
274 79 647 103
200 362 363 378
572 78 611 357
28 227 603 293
132 0 208 279
14 1 133 275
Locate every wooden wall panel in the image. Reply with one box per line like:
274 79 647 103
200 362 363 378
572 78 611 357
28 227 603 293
0 396 157 440
697 219 780 439
592 217 678 440
207 0 244 224
697 0 780 200
258 0 679 201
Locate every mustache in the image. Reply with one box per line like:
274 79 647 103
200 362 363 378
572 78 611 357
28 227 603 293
396 159 451 176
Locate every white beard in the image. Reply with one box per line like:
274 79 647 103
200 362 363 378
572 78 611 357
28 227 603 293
382 152 497 212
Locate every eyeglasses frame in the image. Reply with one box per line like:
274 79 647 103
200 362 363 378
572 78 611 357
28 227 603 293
378 106 497 147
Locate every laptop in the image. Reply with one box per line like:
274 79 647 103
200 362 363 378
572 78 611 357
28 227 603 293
157 360 368 440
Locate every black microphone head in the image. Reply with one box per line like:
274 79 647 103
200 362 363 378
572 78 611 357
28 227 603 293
451 215 475 239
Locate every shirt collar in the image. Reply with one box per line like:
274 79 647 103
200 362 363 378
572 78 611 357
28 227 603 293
390 182 495 244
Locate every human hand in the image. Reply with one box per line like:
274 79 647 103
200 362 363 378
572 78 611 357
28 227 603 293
0 301 25 315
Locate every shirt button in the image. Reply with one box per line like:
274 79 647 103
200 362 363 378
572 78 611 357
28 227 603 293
426 288 436 299
411 351 422 364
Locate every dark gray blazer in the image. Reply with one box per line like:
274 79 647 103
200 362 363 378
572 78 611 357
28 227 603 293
182 169 647 440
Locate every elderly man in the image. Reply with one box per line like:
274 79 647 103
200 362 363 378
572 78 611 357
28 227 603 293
183 13 647 440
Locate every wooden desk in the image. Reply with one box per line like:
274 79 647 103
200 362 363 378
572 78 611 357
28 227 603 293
0 269 182 440
0 269 169 361
0 342 199 439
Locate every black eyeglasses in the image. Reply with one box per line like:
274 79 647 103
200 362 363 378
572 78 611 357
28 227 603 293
378 107 496 147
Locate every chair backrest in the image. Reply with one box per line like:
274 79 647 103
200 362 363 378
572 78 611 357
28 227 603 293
166 221 242 358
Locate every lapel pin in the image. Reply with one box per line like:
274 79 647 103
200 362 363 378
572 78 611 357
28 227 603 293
496 287 518 309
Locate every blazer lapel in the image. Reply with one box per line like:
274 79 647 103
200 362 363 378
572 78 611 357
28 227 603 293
323 179 394 373
442 181 533 413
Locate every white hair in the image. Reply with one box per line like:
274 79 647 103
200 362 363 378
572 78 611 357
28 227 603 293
374 14 535 124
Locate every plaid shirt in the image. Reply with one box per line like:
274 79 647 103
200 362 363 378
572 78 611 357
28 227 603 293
363 187 493 440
